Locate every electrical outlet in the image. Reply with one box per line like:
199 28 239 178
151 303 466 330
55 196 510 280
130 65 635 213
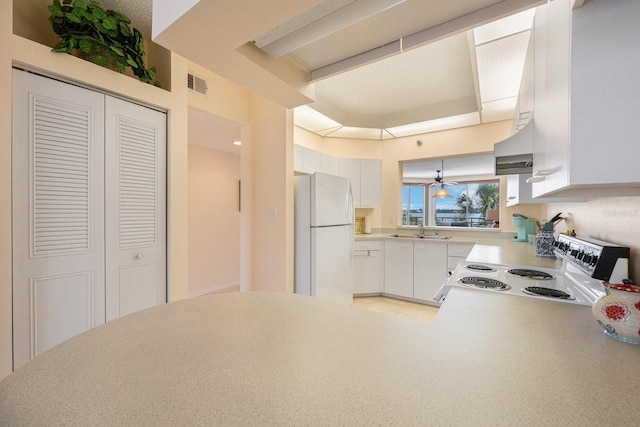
268 208 278 219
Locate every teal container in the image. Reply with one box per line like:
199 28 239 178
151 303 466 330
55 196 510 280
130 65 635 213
512 217 536 242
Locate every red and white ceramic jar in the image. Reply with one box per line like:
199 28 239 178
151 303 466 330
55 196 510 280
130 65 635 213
592 281 640 345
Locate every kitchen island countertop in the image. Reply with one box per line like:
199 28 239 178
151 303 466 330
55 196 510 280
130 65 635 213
1 291 638 425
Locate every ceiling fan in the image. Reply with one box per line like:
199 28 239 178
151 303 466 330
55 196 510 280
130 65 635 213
429 161 456 198
430 169 457 188
430 160 457 187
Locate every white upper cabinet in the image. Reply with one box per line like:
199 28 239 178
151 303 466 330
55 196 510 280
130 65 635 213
359 159 382 208
531 0 640 197
293 144 339 176
339 158 381 208
321 153 340 176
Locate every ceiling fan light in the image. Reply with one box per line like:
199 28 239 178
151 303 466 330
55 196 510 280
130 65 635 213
433 186 452 198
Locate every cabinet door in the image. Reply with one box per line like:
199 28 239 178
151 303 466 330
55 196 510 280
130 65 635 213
105 97 167 320
506 174 520 206
353 250 382 294
413 243 447 302
339 158 361 208
532 0 571 197
321 153 340 176
302 146 321 174
12 70 106 369
383 240 413 298
360 159 381 208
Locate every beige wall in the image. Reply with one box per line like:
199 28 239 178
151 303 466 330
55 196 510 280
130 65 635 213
249 93 294 292
293 125 323 151
1 0 13 380
187 61 249 125
188 145 240 295
548 197 640 282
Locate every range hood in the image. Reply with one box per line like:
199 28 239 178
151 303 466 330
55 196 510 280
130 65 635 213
494 119 533 175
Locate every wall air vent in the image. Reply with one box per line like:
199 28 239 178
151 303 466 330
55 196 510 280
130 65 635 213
187 73 207 96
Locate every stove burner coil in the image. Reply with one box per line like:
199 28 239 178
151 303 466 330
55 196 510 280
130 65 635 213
458 276 511 291
522 286 574 300
507 269 554 280
465 264 496 272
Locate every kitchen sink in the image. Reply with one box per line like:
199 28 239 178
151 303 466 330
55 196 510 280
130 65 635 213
389 234 451 240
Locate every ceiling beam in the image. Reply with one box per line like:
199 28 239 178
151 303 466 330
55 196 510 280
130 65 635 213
310 0 545 82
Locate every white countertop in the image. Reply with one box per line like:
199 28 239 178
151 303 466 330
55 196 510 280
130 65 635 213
1 291 638 425
356 232 564 269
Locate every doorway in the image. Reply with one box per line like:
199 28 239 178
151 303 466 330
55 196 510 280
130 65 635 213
187 108 241 296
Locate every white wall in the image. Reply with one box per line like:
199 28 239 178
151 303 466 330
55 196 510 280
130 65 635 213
549 197 640 282
188 145 240 295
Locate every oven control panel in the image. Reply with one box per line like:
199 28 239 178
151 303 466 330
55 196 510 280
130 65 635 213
553 234 630 280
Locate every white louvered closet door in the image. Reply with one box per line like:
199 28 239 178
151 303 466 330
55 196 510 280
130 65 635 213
105 96 166 321
12 70 106 370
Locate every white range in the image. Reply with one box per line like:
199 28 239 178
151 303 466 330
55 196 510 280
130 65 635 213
434 234 630 306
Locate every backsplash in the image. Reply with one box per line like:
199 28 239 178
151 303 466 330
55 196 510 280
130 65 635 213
548 197 640 282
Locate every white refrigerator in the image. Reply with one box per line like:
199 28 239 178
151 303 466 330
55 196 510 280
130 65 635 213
295 172 354 305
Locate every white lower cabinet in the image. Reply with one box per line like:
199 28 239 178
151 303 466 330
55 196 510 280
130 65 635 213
353 240 383 294
447 243 474 276
383 240 414 298
413 242 447 302
383 239 450 303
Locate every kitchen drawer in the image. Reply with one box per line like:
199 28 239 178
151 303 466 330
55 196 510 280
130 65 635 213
447 243 474 258
354 240 383 251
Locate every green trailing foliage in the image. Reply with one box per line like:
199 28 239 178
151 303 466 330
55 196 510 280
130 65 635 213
48 0 161 87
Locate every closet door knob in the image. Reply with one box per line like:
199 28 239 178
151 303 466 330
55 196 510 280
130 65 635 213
136 253 144 259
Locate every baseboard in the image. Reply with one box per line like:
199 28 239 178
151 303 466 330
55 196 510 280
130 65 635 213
188 281 240 298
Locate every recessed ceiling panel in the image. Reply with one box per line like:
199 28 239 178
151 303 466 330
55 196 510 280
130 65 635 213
476 30 531 103
386 112 481 138
314 33 475 116
481 97 518 123
293 105 341 131
324 127 384 139
473 9 534 45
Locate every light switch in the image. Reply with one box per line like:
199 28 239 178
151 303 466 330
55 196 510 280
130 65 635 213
268 208 278 219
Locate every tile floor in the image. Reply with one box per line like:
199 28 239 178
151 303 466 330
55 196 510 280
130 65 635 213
352 296 440 324
211 287 440 324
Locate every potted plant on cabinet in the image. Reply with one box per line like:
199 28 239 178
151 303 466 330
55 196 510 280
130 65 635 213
48 0 161 87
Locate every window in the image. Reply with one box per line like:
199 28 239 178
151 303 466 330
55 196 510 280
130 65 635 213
431 180 500 228
402 185 425 226
402 155 500 228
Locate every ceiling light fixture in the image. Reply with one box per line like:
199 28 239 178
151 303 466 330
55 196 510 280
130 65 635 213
433 186 452 198
253 0 406 57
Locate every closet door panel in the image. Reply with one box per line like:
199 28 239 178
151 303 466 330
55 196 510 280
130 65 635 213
12 69 106 369
105 96 167 320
